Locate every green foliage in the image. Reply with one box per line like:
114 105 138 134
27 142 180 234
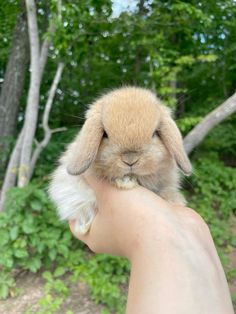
184 118 236 268
0 0 18 64
188 152 236 248
0 271 15 299
0 181 129 311
0 183 82 298
71 255 129 312
30 271 70 314
3 184 74 266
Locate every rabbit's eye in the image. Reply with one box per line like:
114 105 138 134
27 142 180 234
103 131 108 139
152 130 160 138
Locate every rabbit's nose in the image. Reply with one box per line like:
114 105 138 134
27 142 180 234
121 153 139 166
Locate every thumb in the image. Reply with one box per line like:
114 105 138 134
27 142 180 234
83 170 113 196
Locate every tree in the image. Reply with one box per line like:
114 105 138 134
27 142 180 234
184 91 236 154
0 0 64 210
0 0 29 179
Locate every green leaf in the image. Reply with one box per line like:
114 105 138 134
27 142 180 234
42 271 53 281
27 258 41 273
49 249 57 261
22 223 35 234
30 200 42 211
14 249 28 258
54 266 66 277
58 244 69 257
10 226 19 240
0 284 9 299
0 230 9 246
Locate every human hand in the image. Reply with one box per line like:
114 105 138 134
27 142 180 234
69 171 234 314
69 170 183 258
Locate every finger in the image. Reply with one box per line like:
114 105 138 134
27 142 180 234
83 170 114 195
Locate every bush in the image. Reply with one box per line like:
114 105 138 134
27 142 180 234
0 183 83 298
187 151 236 260
0 183 130 312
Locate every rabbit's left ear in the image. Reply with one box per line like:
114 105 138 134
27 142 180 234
66 106 103 175
159 110 192 176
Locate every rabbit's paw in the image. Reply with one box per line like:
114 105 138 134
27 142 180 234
113 176 138 189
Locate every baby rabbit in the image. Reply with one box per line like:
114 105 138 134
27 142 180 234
49 87 192 234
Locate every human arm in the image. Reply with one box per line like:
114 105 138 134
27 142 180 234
69 173 234 314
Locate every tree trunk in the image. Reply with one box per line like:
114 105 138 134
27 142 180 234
0 0 55 210
29 62 65 179
0 1 29 179
184 91 236 154
18 0 43 187
0 129 24 211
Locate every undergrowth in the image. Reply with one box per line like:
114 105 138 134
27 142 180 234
0 183 129 313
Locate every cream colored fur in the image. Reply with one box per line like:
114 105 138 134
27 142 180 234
49 86 192 234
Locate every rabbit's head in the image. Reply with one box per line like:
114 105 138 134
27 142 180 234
66 87 192 180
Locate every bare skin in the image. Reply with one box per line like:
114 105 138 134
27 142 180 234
69 172 234 314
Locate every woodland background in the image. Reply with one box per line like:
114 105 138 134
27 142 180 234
0 0 236 313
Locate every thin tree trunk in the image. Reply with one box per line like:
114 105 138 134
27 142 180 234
18 0 45 187
29 62 65 179
0 129 24 211
184 91 236 154
0 1 29 179
39 35 51 81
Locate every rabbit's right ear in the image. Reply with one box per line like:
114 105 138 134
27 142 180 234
159 107 192 176
66 106 103 175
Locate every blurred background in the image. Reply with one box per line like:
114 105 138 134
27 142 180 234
0 0 236 313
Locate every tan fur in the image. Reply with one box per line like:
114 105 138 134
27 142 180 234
49 87 192 234
65 86 192 205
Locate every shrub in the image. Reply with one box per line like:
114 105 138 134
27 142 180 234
0 183 83 298
0 183 130 312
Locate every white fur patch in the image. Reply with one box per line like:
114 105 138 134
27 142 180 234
113 176 138 189
48 165 97 234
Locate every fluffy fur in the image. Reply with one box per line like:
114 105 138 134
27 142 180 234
49 87 192 234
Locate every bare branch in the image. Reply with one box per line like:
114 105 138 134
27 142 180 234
25 0 40 66
29 62 65 179
39 36 50 80
184 91 236 154
43 62 65 130
51 127 67 134
39 25 55 80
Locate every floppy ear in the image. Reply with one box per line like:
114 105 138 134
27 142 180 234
159 109 192 176
66 106 103 175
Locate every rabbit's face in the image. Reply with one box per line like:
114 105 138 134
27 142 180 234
93 92 171 178
94 133 171 179
66 87 192 178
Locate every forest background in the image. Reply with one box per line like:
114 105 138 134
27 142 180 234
0 0 236 313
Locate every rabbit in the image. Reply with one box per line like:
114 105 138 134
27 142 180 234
49 86 192 234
